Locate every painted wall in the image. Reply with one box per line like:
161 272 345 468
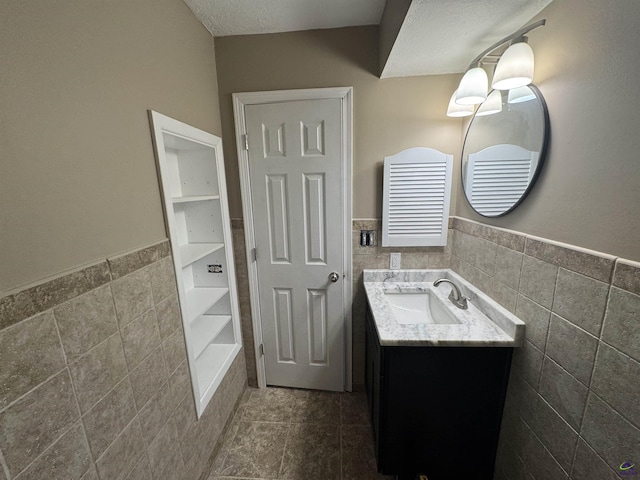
455 0 640 262
214 26 462 220
0 0 223 293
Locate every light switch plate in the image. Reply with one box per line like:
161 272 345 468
390 252 401 270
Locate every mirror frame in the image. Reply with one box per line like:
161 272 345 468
461 84 550 218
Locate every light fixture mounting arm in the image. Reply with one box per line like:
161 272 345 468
467 19 546 71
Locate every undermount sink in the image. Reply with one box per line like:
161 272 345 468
364 269 525 346
383 289 460 325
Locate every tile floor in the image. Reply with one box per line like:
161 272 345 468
206 387 391 480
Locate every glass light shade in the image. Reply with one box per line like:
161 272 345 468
455 67 488 105
508 86 536 104
492 42 535 90
446 90 474 117
476 90 502 116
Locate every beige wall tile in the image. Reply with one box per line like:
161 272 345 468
80 466 100 480
121 309 161 370
515 294 551 351
107 241 170 280
167 360 192 408
524 237 614 283
129 346 168 409
519 255 558 309
546 315 598 386
538 357 588 431
147 418 179 476
13 422 92 480
155 294 182 340
174 393 197 440
147 257 177 304
511 340 543 389
95 417 146 480
82 377 136 459
552 268 609 336
126 454 152 480
138 382 174 445
110 269 154 327
0 369 80 477
492 281 517 313
612 258 640 296
162 326 187 374
0 262 111 331
591 342 640 429
529 396 578 472
54 284 119 362
601 287 640 363
0 310 66 409
571 440 619 480
69 333 128 413
581 394 640 473
494 246 524 288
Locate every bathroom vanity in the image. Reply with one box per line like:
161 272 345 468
363 270 524 480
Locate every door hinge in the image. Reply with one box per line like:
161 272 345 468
259 344 265 356
242 134 249 150
251 247 257 262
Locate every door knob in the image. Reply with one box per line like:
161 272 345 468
329 272 340 283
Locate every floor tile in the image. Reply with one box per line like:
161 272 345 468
280 424 340 479
220 421 290 478
290 390 340 424
241 388 297 422
342 425 390 480
341 392 370 426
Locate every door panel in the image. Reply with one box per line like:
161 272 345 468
246 98 344 391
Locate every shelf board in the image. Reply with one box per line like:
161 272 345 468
185 287 229 323
179 243 224 268
196 343 236 395
172 195 220 204
191 315 232 359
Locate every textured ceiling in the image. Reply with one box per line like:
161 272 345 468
182 0 386 37
183 0 553 77
381 0 554 77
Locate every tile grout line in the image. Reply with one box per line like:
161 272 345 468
50 311 98 477
9 417 82 479
0 448 11 480
107 275 155 479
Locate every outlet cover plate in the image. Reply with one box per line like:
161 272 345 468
390 252 401 270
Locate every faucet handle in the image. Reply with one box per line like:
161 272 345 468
448 290 469 310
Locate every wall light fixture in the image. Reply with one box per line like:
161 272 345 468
447 19 545 117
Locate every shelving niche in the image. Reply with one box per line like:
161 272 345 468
149 111 242 417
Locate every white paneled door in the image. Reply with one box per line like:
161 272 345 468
245 98 345 391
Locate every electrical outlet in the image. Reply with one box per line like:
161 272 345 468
390 252 401 270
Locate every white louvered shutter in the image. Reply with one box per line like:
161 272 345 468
382 148 453 247
467 144 538 216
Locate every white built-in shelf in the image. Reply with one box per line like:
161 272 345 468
185 287 229 323
150 110 242 419
191 315 232 359
179 243 224 268
196 344 236 395
172 195 220 204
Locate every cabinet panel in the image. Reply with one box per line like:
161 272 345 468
365 303 512 479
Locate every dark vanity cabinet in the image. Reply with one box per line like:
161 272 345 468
365 305 513 480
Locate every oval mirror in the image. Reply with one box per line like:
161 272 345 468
461 85 549 217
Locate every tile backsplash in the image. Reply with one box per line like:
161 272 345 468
0 241 247 480
450 217 640 480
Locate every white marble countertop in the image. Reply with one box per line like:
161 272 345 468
364 269 524 347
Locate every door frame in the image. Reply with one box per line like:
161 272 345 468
232 87 353 391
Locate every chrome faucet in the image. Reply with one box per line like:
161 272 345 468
433 278 468 310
